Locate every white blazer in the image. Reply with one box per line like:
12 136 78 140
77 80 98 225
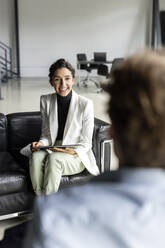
37 90 99 176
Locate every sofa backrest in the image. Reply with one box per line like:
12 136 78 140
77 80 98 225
0 113 8 151
7 112 41 151
6 111 101 151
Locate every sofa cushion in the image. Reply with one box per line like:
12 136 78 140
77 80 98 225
0 152 28 195
7 112 41 150
60 169 93 188
7 112 42 165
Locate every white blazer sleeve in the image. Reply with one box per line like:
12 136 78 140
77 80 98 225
39 95 50 146
74 99 94 154
20 95 51 157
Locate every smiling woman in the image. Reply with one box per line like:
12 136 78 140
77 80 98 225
49 59 75 97
23 58 100 195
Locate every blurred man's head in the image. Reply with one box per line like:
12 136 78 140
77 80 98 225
106 49 165 168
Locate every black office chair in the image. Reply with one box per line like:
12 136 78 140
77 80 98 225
95 64 109 93
76 53 98 88
89 52 106 71
94 52 107 62
77 53 88 71
97 64 109 77
108 58 124 77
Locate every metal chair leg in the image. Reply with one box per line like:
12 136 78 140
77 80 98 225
76 72 102 93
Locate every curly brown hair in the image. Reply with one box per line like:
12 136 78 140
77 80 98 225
106 49 165 168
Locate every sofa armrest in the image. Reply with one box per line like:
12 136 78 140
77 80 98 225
0 113 7 151
100 139 113 173
93 118 111 173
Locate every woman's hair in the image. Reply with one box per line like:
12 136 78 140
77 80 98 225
106 48 165 168
48 58 75 83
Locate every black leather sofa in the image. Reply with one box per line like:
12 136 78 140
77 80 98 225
0 111 111 219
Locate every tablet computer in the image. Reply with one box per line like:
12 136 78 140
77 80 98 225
38 144 79 150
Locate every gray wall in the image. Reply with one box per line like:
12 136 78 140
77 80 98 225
160 1 165 9
19 0 150 76
0 0 13 46
1 0 165 77
0 0 16 69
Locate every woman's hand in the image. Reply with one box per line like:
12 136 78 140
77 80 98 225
31 141 44 151
49 147 77 155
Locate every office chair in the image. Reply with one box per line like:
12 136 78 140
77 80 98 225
97 64 108 77
92 52 107 71
76 53 99 89
94 52 107 62
96 64 109 93
108 58 124 77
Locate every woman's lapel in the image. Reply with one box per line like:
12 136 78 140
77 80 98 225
63 90 78 143
49 93 58 144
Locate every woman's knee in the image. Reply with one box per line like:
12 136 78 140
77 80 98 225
47 152 64 171
30 150 47 164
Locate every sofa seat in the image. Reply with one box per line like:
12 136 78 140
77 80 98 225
60 169 93 188
0 152 28 195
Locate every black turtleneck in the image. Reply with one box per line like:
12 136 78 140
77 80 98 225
56 90 72 140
